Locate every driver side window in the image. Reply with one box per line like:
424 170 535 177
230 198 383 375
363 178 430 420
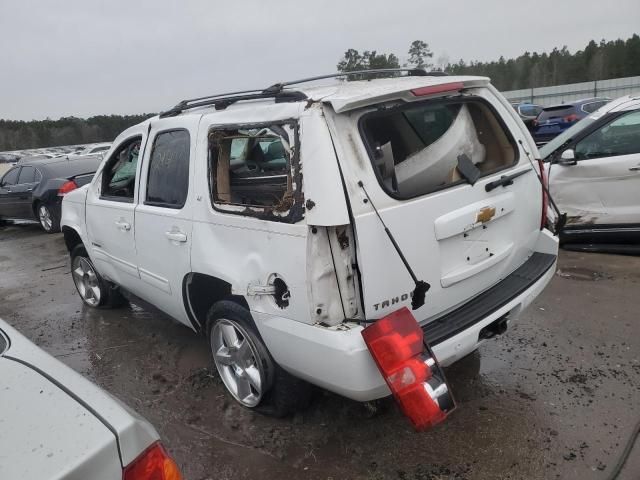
1 167 20 186
575 110 640 160
101 136 142 201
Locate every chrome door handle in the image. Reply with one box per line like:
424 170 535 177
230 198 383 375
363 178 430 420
629 166 640 171
165 230 187 243
115 220 131 231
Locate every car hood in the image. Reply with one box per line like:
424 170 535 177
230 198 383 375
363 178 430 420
0 319 158 479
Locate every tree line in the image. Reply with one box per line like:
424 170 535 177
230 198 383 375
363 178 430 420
0 114 153 152
447 35 640 91
336 34 640 92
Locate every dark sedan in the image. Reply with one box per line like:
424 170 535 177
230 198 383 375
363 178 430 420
0 155 101 233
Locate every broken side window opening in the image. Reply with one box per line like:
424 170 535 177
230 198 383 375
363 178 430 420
208 121 304 222
360 98 518 199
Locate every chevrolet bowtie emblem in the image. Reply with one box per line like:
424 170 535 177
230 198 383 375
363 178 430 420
476 206 496 223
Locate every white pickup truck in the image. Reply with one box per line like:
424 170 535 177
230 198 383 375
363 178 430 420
61 70 558 428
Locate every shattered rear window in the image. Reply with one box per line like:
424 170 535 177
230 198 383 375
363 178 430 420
208 121 304 223
360 98 518 198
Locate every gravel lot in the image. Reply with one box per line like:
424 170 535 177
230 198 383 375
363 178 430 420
1 222 638 480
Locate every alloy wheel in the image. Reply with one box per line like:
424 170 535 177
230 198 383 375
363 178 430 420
211 319 264 407
71 256 101 307
38 205 53 231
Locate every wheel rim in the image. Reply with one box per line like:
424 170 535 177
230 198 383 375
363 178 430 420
211 319 264 407
71 256 101 307
38 205 53 231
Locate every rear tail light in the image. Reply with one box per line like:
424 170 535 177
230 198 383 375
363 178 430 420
362 307 455 430
563 113 579 123
538 159 549 229
123 442 183 480
58 179 78 196
411 82 465 97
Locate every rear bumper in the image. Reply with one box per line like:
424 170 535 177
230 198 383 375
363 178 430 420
256 230 559 401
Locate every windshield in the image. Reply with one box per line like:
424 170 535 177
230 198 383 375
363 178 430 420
539 115 599 159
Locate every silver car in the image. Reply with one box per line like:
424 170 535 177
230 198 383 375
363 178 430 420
0 318 182 480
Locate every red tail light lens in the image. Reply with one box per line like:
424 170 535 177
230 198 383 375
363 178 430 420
123 442 183 480
538 159 549 229
563 113 579 123
58 180 78 196
411 82 465 97
362 307 455 430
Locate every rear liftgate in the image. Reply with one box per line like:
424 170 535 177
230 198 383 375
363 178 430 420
362 307 455 430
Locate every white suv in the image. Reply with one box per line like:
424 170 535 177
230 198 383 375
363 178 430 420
61 70 558 425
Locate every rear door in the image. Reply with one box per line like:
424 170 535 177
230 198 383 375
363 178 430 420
549 108 640 226
134 116 198 325
326 87 544 322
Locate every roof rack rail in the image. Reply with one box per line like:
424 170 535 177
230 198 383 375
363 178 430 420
159 89 308 118
159 68 447 118
264 67 447 93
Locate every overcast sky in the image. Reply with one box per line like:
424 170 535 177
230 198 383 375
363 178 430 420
1 0 638 120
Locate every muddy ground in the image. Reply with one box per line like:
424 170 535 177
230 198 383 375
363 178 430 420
0 222 638 480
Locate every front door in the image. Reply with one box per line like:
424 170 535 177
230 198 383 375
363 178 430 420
134 116 198 325
550 108 640 227
86 129 147 290
0 167 22 218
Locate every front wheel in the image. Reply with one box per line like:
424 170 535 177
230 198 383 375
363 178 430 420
70 245 126 308
37 203 60 233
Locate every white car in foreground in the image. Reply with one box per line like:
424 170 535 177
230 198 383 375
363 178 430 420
61 69 558 429
0 318 182 480
540 94 640 253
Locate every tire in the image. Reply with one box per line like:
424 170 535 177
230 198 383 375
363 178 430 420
70 245 127 308
36 202 60 233
206 300 313 417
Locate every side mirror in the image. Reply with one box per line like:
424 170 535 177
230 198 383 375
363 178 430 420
557 149 577 166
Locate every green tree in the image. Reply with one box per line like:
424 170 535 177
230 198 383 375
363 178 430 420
407 40 433 69
336 48 400 80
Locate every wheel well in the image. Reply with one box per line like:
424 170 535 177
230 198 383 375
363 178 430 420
32 200 40 217
62 226 83 253
183 273 249 333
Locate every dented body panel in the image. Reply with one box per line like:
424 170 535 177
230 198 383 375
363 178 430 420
544 95 640 231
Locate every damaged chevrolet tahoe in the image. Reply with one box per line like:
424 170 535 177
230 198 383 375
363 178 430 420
61 70 559 429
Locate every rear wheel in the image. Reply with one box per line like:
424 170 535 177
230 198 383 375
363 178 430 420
37 203 59 233
206 301 313 416
70 245 126 308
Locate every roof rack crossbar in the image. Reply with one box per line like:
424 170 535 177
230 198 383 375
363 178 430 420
160 68 446 117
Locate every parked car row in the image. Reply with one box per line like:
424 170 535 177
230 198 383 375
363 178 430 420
511 98 611 145
0 154 102 232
